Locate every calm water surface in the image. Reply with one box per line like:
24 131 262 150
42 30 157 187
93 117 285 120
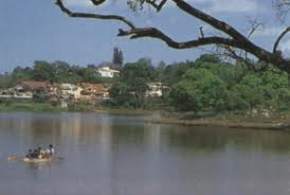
1 112 290 195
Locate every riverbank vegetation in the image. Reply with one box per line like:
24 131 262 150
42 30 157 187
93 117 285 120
0 61 113 89
108 54 290 117
0 99 65 112
2 54 290 121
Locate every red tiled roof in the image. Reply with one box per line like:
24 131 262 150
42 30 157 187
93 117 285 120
18 80 51 91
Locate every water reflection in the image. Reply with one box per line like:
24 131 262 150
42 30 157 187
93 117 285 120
1 112 290 195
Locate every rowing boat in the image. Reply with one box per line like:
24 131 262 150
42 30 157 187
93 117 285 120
22 157 53 163
8 155 62 163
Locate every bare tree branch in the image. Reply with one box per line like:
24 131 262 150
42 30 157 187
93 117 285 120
54 0 290 73
170 0 288 68
55 0 136 29
220 45 263 72
273 26 290 53
148 0 168 11
247 19 263 38
90 0 106 6
199 27 205 38
129 0 168 11
170 0 248 41
117 28 239 49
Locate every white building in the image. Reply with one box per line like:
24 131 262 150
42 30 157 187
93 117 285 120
97 66 120 78
59 83 82 99
146 82 164 98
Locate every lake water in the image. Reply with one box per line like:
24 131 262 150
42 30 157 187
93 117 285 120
1 112 290 195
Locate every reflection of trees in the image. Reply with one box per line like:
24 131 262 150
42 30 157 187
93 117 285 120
2 113 290 156
1 113 63 146
110 124 146 147
165 126 290 154
28 115 62 144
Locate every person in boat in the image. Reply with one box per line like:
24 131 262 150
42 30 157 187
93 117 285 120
46 144 55 157
31 149 39 159
25 149 33 159
39 147 48 159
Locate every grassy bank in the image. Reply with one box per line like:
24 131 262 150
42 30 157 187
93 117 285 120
2 101 290 130
95 107 155 115
0 101 154 114
0 101 65 112
146 111 290 130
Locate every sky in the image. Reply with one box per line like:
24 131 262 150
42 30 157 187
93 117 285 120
0 0 289 72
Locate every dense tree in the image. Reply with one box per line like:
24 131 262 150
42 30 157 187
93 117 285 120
49 61 81 83
7 61 105 84
170 68 227 112
3 53 290 113
168 55 290 113
231 70 290 111
112 47 124 68
55 0 290 74
162 60 195 86
109 58 155 108
0 73 14 89
79 66 103 83
33 61 56 82
194 55 240 88
11 66 33 81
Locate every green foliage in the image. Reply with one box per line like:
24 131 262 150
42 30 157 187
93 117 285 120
33 91 49 103
170 68 227 112
195 54 221 64
3 53 290 113
0 101 64 112
32 61 85 83
109 58 154 108
52 61 82 83
0 73 14 89
79 66 103 83
6 61 111 84
168 55 290 113
162 60 195 86
33 61 56 82
11 66 33 82
230 71 290 111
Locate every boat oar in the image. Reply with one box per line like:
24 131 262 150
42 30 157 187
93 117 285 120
7 155 19 161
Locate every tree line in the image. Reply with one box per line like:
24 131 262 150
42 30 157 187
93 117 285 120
1 54 290 113
109 55 290 113
0 61 111 88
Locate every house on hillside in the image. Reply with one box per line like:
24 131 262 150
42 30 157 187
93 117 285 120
16 80 52 92
58 83 82 99
98 61 122 71
0 88 15 99
13 80 54 99
146 82 169 98
80 83 110 102
97 66 120 78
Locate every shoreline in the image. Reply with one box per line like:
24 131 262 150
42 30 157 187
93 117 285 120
1 102 290 130
145 116 290 130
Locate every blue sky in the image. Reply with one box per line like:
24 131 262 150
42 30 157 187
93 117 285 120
0 0 289 72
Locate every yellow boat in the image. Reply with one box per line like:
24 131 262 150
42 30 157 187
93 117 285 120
8 155 62 163
22 157 53 163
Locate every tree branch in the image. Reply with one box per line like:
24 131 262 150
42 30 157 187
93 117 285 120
90 0 106 6
146 0 168 11
54 0 290 73
117 28 240 49
55 0 136 29
170 0 249 42
169 0 290 71
273 27 290 53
